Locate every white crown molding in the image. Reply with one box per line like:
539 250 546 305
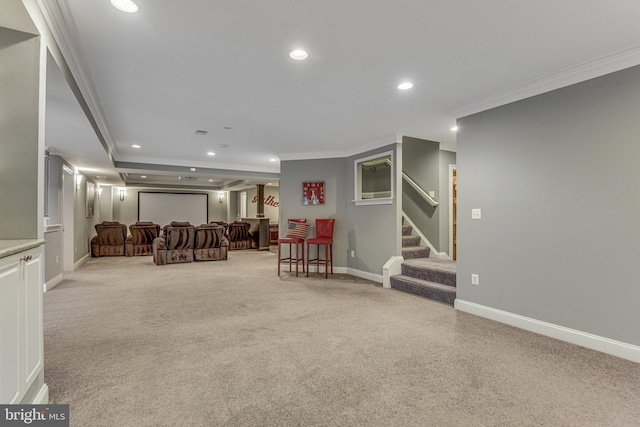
278 134 400 161
36 0 119 160
455 299 640 363
452 45 640 118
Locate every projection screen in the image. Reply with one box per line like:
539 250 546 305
138 192 208 227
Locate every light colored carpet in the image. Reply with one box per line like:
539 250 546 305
44 251 640 426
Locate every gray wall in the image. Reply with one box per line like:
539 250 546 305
402 137 441 249
346 144 401 274
280 157 348 268
0 29 40 239
46 154 64 224
44 228 62 282
74 174 100 262
457 65 640 346
438 150 456 255
280 143 400 276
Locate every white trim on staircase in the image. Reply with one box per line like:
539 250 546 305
455 299 640 363
382 256 404 288
402 213 450 259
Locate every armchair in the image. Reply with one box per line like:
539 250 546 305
91 221 127 257
126 221 161 256
227 221 253 250
152 221 196 265
194 224 229 261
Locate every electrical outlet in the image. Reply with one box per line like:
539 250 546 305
471 274 480 285
472 209 482 219
350 250 355 257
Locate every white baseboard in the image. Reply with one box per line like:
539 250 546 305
44 273 63 292
455 299 640 363
33 384 49 404
73 253 90 271
347 268 383 284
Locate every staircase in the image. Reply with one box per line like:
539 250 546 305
391 222 457 306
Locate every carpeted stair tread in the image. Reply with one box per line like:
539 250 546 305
402 225 412 236
402 235 421 247
390 275 456 306
401 258 456 287
402 246 431 259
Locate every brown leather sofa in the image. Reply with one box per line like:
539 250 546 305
126 221 161 256
91 221 127 257
194 224 229 261
152 222 196 265
227 221 253 250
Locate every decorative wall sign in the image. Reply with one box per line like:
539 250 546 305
302 181 325 205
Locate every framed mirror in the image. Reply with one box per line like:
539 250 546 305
353 150 393 205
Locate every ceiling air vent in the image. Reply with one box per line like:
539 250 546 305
178 176 198 181
195 130 209 135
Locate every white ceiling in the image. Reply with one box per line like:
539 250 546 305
42 0 640 189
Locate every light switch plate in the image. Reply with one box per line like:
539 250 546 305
472 208 482 219
471 274 480 285
428 191 435 198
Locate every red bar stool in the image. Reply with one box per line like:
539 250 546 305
306 219 335 278
277 219 309 277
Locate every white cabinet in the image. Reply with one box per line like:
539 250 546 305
0 246 44 404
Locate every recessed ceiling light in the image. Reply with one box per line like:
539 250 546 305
141 176 147 178
269 158 277 162
111 0 138 13
208 179 214 182
451 126 459 132
207 152 215 156
289 49 309 60
131 144 141 148
397 82 413 90
96 175 106 179
190 168 196 172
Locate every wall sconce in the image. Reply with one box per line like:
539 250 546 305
218 192 224 203
119 189 125 201
76 174 82 190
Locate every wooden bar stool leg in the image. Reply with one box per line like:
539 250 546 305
277 242 281 275
294 242 299 277
306 242 310 277
330 244 333 274
302 243 305 273
324 244 328 278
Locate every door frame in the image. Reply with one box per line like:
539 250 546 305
448 164 457 260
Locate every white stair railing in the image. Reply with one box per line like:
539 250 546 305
402 172 438 207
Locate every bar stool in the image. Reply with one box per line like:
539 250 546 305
306 219 335 278
277 219 309 276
